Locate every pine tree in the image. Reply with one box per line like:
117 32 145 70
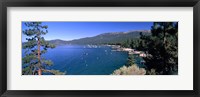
22 22 64 75
138 22 178 75
126 55 135 66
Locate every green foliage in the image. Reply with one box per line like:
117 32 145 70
122 39 131 48
22 22 59 75
42 60 53 66
22 53 37 64
22 65 33 75
137 22 178 75
146 69 157 75
126 55 135 66
121 38 141 50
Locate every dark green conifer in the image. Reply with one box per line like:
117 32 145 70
138 22 178 75
22 22 64 75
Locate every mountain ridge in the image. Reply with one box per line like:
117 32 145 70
49 30 150 45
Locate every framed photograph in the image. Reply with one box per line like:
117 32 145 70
0 0 200 97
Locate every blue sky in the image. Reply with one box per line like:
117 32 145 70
22 22 153 42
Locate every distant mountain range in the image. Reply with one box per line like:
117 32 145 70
48 30 151 45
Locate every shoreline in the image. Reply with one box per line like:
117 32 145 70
106 44 147 57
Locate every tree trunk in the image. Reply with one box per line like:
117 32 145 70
38 69 42 75
37 37 41 75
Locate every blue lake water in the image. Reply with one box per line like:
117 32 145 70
31 45 130 75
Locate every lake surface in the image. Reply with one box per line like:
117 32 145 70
22 45 146 75
40 45 129 75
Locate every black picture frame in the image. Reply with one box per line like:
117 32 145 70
0 0 200 97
